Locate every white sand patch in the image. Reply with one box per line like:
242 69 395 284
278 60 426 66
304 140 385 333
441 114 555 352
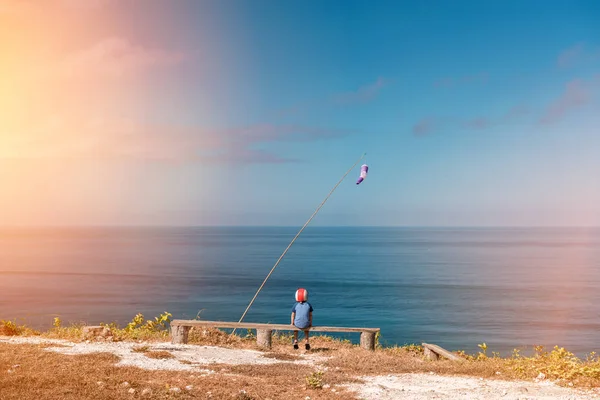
1 336 74 346
0 336 322 372
343 373 600 400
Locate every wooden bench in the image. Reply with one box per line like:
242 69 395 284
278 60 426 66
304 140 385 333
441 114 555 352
170 320 381 351
422 342 464 361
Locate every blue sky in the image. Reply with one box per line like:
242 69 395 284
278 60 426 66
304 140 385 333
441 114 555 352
1 0 599 226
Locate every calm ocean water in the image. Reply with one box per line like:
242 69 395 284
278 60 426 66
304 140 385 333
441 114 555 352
1 226 599 355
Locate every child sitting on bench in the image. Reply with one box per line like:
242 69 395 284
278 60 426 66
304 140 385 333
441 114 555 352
290 288 313 350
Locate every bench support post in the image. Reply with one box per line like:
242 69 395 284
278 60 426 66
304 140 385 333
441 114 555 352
360 331 376 351
171 325 190 344
423 346 439 360
256 329 272 349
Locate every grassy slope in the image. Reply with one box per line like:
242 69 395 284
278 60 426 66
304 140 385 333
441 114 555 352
3 312 600 400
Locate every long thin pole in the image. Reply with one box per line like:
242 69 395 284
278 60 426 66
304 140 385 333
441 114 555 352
232 152 366 334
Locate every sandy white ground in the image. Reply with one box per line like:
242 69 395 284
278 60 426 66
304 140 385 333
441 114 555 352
3 336 600 399
343 373 600 400
0 336 325 371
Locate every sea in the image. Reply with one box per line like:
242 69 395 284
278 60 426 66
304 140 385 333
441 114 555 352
1 226 599 356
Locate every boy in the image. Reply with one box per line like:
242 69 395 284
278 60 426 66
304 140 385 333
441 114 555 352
291 288 313 350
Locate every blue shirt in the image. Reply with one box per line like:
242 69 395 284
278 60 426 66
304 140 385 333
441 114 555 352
291 301 313 329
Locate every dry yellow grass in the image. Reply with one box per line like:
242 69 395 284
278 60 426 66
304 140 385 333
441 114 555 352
0 342 359 400
4 336 600 400
323 345 600 388
144 350 176 360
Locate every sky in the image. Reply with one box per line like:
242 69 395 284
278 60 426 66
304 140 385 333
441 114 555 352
1 0 599 227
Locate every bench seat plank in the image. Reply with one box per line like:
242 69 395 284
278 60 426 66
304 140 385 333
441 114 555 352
170 319 380 333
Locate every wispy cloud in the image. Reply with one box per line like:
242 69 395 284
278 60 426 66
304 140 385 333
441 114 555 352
412 117 438 136
331 77 390 105
0 0 113 15
558 43 585 68
199 146 299 165
414 74 596 135
2 26 339 165
460 117 490 130
539 79 592 124
557 42 600 69
57 0 114 10
273 77 391 118
501 105 531 123
0 118 353 164
164 123 353 164
433 72 489 89
43 37 186 79
412 104 530 136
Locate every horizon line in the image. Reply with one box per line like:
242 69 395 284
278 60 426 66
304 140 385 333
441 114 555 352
1 224 599 229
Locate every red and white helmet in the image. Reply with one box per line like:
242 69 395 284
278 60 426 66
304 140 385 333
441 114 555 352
295 288 308 302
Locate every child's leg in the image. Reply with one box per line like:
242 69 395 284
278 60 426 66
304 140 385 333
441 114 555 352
303 329 310 350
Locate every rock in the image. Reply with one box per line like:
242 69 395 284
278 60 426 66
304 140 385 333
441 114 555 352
537 372 546 380
128 388 136 394
96 381 104 386
518 387 528 393
141 388 152 396
121 382 130 387
496 371 501 375
82 326 112 339
323 384 330 389
169 387 181 393
185 385 194 391
568 382 574 387
11 364 20 369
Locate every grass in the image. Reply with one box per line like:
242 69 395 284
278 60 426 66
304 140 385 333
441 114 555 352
1 313 175 343
0 319 39 336
305 371 324 389
4 312 600 392
324 343 600 388
143 350 175 360
0 343 356 399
